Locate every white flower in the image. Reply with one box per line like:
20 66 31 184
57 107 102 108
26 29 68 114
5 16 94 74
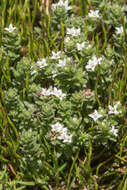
110 126 118 137
5 24 16 33
57 128 72 143
57 129 67 139
51 122 64 133
57 58 66 67
41 87 66 100
76 42 86 51
63 134 72 143
51 51 61 59
85 56 103 71
108 102 121 115
37 58 47 68
67 27 80 37
58 132 72 143
53 87 66 100
41 88 52 96
51 122 72 143
88 10 101 18
89 110 102 122
116 26 124 35
108 105 118 115
52 0 72 11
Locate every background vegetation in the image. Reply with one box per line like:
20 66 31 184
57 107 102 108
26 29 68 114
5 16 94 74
0 0 127 189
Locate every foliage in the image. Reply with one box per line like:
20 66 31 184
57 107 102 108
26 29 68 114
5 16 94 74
0 0 127 189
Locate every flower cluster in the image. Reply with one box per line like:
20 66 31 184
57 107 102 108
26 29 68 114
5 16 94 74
1 0 127 188
51 122 72 143
41 87 66 100
52 0 72 11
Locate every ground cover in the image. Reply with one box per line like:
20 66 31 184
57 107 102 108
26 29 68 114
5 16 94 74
0 0 127 189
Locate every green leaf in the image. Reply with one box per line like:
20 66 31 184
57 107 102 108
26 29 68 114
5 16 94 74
16 181 35 186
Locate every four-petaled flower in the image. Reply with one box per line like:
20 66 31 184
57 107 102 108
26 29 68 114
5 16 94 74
76 42 86 51
53 87 66 100
88 10 101 18
62 133 72 143
110 126 118 137
108 102 121 115
89 110 102 122
51 51 61 59
86 55 103 71
115 26 124 35
5 24 16 33
57 58 66 67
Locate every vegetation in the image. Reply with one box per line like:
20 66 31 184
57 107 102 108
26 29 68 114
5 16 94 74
0 0 127 189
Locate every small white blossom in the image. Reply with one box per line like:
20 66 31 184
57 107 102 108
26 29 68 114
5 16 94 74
108 105 118 115
58 132 72 143
108 102 121 115
37 58 47 68
76 42 86 51
52 0 72 11
5 24 16 33
41 88 52 96
53 87 66 100
86 56 103 71
62 134 72 143
57 58 66 67
110 126 118 137
116 26 124 35
57 129 67 140
51 122 72 143
67 27 80 37
51 51 61 59
89 110 102 122
51 122 64 133
41 87 66 100
88 10 101 18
